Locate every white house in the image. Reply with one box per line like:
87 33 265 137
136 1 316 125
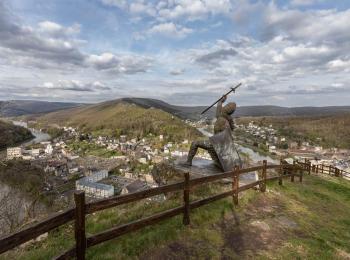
7 147 22 159
45 144 53 155
138 158 147 164
269 146 277 152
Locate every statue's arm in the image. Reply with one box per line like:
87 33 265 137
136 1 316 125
216 95 226 118
216 100 223 118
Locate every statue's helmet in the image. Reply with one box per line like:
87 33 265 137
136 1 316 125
223 102 236 115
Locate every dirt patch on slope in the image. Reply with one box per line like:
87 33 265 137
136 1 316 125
142 193 305 260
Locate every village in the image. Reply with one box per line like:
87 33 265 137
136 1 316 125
235 121 350 174
5 118 350 202
4 122 198 200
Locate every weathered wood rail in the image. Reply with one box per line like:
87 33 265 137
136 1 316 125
0 160 304 259
296 159 350 179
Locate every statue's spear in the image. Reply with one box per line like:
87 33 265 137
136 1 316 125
201 82 242 115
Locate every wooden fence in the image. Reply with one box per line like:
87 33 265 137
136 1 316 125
0 160 304 259
296 159 350 179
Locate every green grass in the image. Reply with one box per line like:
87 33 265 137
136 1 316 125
67 140 122 158
265 175 350 259
3 175 350 259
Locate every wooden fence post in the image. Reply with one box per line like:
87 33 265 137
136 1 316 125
308 161 311 175
291 161 295 182
321 164 324 174
183 172 190 226
335 167 339 177
74 191 86 260
299 165 303 183
279 158 283 185
232 166 239 205
260 160 267 192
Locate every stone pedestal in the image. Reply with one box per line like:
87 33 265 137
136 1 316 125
174 157 258 186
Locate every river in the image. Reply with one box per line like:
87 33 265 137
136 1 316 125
12 121 51 146
197 127 277 164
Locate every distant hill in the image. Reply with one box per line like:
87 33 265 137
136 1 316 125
0 120 33 149
35 101 201 142
0 100 82 117
2 98 349 119
237 113 350 149
112 98 350 119
234 105 350 118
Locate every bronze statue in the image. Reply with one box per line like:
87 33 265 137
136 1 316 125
186 94 240 170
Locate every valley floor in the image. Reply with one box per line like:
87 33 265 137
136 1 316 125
2 174 350 259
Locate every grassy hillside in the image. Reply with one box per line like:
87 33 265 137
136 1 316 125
2 174 350 259
35 101 201 142
0 120 33 149
237 114 350 149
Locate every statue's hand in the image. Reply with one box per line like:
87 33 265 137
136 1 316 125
221 95 227 103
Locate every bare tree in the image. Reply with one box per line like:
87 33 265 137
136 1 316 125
0 190 23 235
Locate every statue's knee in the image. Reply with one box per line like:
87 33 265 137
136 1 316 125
190 141 199 148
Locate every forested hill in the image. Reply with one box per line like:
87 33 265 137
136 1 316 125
0 120 33 149
237 113 350 149
35 101 201 142
0 100 82 117
110 98 350 119
2 98 350 119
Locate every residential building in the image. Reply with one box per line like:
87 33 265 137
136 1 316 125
76 170 114 198
7 147 22 160
31 149 41 157
121 180 148 195
45 144 53 154
76 180 114 198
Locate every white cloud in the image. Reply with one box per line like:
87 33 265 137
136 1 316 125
42 80 111 92
38 21 81 37
100 0 231 21
100 0 127 9
157 0 232 21
327 59 350 71
147 22 193 38
0 2 154 74
261 3 350 45
290 0 321 6
87 52 153 73
2 0 350 106
129 1 156 16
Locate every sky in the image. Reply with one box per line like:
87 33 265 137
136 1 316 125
0 0 349 106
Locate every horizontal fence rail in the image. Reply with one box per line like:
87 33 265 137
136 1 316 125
0 208 75 254
0 160 305 259
296 159 350 179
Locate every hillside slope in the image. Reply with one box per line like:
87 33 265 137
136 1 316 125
2 174 350 259
238 114 350 149
0 100 82 117
35 101 201 142
2 98 350 119
119 98 350 119
0 120 33 149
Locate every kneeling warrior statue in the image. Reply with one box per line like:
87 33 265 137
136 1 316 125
186 83 242 171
